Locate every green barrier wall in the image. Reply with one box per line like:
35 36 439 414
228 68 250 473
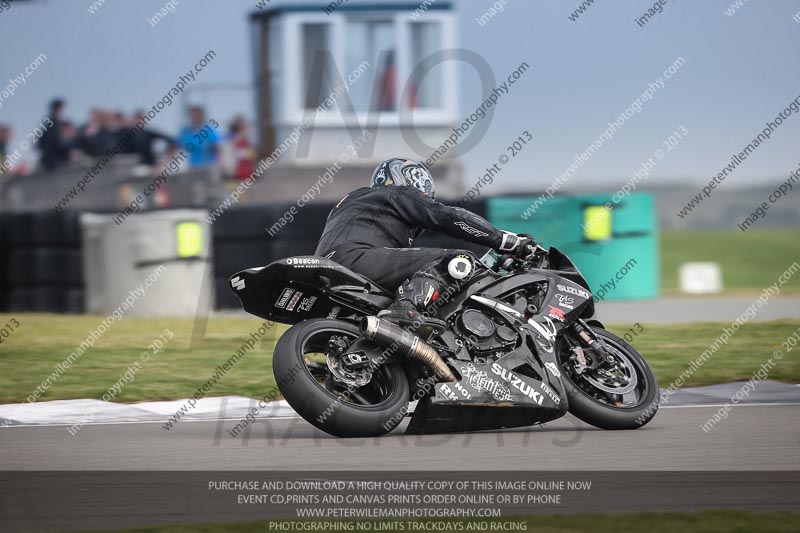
487 193 659 301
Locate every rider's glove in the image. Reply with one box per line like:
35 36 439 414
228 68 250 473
499 231 538 258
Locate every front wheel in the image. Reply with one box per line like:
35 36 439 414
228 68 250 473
559 327 659 430
273 319 410 438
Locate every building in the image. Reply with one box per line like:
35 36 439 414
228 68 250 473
247 1 464 201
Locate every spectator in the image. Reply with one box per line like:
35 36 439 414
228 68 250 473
0 124 16 177
178 105 219 167
127 110 176 166
38 99 73 170
61 121 81 163
0 124 10 165
111 111 126 132
109 110 128 146
78 108 104 157
95 110 122 155
228 115 254 181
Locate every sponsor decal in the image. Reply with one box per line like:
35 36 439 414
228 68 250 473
460 363 514 401
547 305 565 322
454 221 489 238
544 361 561 378
555 294 574 309
230 276 245 291
454 381 472 400
540 382 561 405
556 283 591 299
285 291 303 311
299 296 317 312
490 363 544 405
286 257 321 267
275 288 294 308
439 384 460 402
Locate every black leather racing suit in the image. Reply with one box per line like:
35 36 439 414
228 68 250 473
314 186 507 299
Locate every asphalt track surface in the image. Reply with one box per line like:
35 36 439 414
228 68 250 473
3 405 799 530
3 404 798 471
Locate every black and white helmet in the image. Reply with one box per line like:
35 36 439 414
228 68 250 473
370 158 435 198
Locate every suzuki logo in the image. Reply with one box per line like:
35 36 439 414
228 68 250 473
490 363 544 405
230 276 245 291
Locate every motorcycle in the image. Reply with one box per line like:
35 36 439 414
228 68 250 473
230 246 659 437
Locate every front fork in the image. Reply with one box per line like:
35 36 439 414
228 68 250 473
566 319 614 373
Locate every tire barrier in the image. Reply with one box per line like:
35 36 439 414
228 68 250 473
0 197 488 312
1 212 84 312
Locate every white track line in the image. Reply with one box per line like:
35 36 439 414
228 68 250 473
659 402 800 409
2 403 798 429
0 415 298 429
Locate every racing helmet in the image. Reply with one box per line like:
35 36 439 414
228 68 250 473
370 158 435 198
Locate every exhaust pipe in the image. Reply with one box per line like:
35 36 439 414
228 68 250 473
362 316 456 382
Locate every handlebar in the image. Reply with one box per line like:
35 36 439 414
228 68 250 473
492 246 548 272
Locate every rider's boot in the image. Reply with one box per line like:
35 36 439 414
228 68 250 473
377 275 447 338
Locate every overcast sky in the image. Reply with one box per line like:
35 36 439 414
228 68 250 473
1 0 798 193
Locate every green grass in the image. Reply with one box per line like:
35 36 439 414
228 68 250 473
0 313 287 404
660 229 800 294
90 511 800 533
1 314 798 404
617 320 799 387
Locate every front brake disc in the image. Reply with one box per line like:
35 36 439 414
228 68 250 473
581 345 638 395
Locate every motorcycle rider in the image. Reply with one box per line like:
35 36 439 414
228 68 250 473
314 158 537 336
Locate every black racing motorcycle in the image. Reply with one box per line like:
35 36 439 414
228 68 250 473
230 247 659 437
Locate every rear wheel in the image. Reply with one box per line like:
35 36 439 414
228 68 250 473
273 319 410 438
559 327 659 430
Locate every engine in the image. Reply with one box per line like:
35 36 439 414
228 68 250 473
454 308 518 360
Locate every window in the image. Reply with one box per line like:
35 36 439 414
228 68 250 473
286 10 454 122
302 23 333 109
408 22 443 109
346 19 396 112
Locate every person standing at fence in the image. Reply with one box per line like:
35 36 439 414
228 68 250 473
0 124 10 168
128 110 176 166
38 99 72 171
0 124 15 179
78 108 105 158
177 105 219 168
227 115 254 181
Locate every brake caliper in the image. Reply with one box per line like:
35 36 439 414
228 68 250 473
326 336 373 387
326 336 348 356
570 345 587 374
